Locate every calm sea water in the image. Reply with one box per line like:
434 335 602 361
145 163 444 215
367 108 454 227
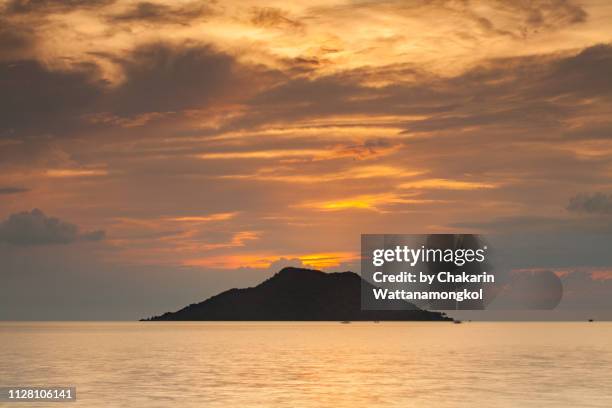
1 322 611 407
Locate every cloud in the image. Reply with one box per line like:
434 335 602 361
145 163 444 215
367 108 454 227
3 0 115 15
486 0 587 36
567 192 612 215
0 60 104 136
537 43 612 99
45 168 108 178
451 215 612 234
93 41 279 121
234 43 612 135
0 41 278 139
0 18 34 59
559 270 612 309
108 1 215 25
249 7 303 30
200 231 260 250
399 179 497 191
196 139 399 162
0 208 105 246
0 186 29 195
220 165 419 184
493 269 563 310
110 42 245 115
303 0 588 63
516 0 587 27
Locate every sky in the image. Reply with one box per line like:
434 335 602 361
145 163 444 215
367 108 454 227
1 0 612 320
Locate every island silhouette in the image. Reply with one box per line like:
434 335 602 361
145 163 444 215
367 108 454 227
143 267 450 321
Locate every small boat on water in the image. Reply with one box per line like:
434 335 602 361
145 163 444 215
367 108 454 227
588 319 594 322
453 319 462 324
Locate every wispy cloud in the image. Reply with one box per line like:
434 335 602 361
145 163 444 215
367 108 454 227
200 231 260 250
45 169 109 178
165 213 238 223
0 186 29 195
221 165 421 183
399 179 498 191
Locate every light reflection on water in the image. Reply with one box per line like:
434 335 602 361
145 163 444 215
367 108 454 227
1 322 612 407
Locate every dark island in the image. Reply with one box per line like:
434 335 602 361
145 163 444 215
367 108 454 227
142 267 450 321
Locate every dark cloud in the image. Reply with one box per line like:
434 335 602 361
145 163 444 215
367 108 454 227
3 27 609 148
559 271 612 310
249 7 303 30
561 122 612 141
108 1 215 25
567 192 612 215
452 215 577 232
0 42 278 138
0 30 29 51
232 43 612 137
0 60 105 137
485 0 587 38
0 187 29 195
496 270 563 310
0 208 105 245
0 20 33 53
516 0 587 26
451 213 612 236
110 43 246 116
3 0 115 15
543 43 612 97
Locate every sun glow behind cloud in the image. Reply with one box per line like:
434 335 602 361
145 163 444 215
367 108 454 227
184 251 359 269
298 193 435 212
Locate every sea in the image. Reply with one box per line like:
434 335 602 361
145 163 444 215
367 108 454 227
1 322 611 407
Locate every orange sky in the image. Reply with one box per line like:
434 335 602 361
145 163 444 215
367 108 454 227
1 0 612 275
